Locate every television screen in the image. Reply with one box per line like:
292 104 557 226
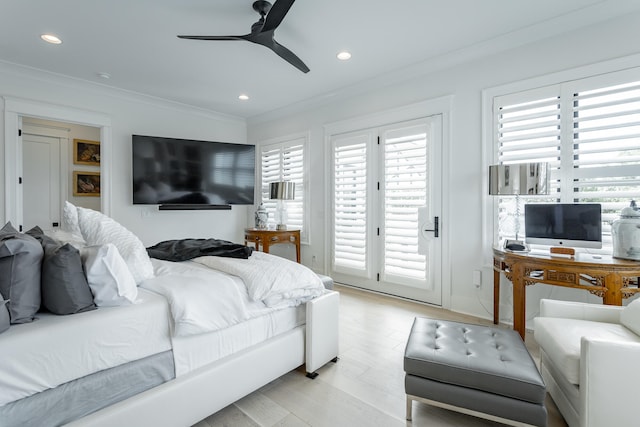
132 135 255 205
524 203 602 248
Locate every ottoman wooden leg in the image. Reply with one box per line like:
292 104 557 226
406 395 413 421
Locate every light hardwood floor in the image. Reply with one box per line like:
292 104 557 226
193 284 567 427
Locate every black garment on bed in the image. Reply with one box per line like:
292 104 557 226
147 238 253 261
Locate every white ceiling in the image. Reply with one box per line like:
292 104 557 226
1 0 639 119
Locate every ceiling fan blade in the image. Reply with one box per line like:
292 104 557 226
177 35 250 41
262 0 295 32
269 40 309 73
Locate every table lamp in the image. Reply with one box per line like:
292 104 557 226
270 181 295 230
489 162 549 251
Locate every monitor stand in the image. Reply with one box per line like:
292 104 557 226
550 246 575 257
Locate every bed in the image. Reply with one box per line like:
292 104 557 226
0 204 339 427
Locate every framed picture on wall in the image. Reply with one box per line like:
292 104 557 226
73 171 101 197
73 139 100 166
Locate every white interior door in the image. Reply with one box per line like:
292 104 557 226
331 116 443 305
22 134 62 232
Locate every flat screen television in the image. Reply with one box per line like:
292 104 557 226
524 203 602 249
132 135 255 206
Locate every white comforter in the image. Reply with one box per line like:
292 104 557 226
142 252 325 337
193 251 325 308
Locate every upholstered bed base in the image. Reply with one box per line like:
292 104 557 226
66 291 340 427
0 351 174 427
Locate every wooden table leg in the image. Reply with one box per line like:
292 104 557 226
295 241 300 263
603 273 623 306
493 268 500 325
512 264 526 340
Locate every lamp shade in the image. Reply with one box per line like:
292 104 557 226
489 163 549 196
269 181 295 200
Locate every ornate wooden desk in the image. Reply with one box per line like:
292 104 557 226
244 228 301 263
493 248 640 339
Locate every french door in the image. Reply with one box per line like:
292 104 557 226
330 116 443 305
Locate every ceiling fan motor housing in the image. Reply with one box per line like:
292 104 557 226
253 0 272 16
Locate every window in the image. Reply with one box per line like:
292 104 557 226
492 70 640 249
259 135 308 242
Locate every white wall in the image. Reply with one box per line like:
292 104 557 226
0 63 248 246
246 12 640 324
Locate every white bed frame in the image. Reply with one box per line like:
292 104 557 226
66 291 339 427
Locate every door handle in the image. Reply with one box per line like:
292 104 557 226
424 216 439 238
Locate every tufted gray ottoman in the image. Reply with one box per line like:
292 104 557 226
404 317 547 427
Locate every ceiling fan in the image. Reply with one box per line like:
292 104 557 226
178 0 309 73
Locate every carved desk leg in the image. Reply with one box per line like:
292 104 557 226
603 273 623 306
512 262 526 340
493 267 500 325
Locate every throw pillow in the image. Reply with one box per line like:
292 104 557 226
76 207 154 285
48 229 86 249
62 201 83 236
26 226 96 315
81 244 138 306
0 292 9 334
0 222 42 323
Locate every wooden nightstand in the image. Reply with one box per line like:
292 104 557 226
244 228 300 263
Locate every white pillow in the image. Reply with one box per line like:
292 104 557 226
621 298 640 336
76 207 154 284
48 229 86 249
81 244 137 306
62 201 83 236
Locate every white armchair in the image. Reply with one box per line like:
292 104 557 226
534 298 640 427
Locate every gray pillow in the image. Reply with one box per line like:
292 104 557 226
0 292 9 334
26 227 96 315
0 222 43 323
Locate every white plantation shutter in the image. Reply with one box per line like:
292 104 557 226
261 145 280 217
571 81 640 245
382 125 427 281
260 138 306 240
333 135 369 273
494 87 562 241
493 70 640 249
282 144 304 230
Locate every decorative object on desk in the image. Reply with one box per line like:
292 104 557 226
254 203 268 229
270 181 295 231
503 239 526 252
612 200 640 261
489 162 549 251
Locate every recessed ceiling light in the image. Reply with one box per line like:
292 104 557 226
40 34 62 44
238 94 249 101
337 51 351 61
97 72 111 79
